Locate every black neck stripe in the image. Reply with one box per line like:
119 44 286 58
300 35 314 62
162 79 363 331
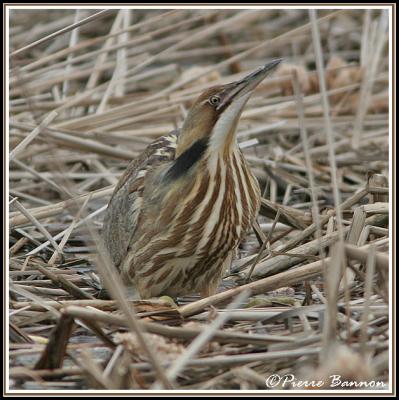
165 138 208 180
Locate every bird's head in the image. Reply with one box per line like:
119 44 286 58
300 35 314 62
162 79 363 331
176 59 282 158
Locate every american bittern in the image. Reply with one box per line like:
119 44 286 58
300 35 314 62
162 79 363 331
102 59 282 299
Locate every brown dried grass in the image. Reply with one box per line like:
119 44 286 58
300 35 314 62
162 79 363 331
8 8 390 391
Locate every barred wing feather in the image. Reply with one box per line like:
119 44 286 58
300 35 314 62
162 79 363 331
101 131 179 267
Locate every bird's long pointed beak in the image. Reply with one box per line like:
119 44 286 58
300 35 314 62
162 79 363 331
217 59 282 110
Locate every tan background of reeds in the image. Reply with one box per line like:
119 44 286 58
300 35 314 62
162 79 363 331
8 7 391 392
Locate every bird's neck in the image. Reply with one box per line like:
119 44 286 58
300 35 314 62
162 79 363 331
207 142 241 173
177 108 241 159
172 116 241 181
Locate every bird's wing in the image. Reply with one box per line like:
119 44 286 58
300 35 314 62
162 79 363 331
101 131 179 267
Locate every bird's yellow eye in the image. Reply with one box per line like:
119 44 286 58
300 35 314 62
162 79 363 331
209 95 221 106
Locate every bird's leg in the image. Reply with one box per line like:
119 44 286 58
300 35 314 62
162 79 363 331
200 272 222 298
200 286 218 298
201 252 234 298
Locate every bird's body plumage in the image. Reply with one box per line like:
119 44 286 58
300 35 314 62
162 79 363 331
102 129 260 298
102 60 281 299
